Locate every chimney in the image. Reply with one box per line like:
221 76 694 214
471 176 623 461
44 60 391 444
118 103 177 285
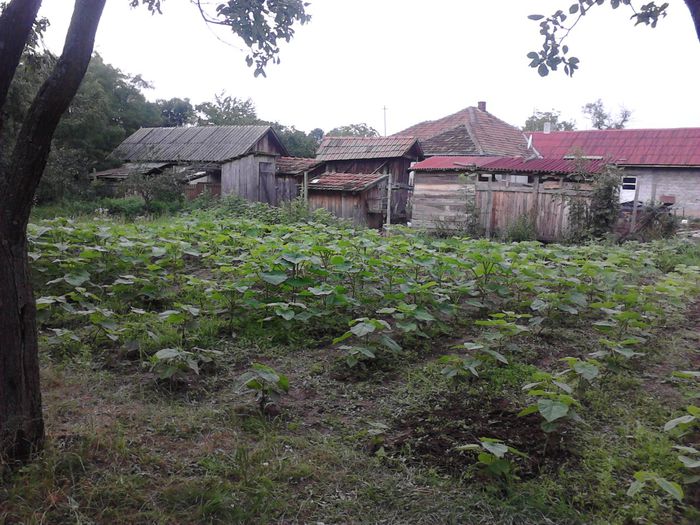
543 121 552 134
477 101 487 112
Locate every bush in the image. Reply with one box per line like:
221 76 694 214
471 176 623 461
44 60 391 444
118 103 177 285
102 197 146 218
503 215 537 242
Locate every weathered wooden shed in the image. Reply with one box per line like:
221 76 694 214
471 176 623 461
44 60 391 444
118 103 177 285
275 156 325 203
315 136 423 223
112 125 292 205
307 172 388 228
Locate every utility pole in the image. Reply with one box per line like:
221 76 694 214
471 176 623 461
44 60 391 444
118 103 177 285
383 105 388 137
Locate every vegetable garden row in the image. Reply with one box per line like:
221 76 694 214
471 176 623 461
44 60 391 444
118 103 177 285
27 210 700 519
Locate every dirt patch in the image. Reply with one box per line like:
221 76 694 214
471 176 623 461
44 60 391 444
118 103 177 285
386 393 575 480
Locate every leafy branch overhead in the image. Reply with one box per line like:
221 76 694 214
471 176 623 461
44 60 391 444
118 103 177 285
129 1 310 77
527 0 673 77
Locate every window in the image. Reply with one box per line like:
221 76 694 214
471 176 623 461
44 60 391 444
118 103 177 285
622 176 637 191
478 173 495 182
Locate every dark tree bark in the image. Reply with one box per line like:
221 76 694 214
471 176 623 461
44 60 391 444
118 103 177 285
0 0 106 466
686 0 700 41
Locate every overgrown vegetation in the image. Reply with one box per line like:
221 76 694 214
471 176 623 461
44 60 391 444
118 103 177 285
2 205 700 524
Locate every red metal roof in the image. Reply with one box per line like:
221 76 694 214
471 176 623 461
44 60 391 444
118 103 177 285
308 172 387 192
316 136 421 161
481 157 607 174
412 156 503 171
530 128 700 167
396 106 529 156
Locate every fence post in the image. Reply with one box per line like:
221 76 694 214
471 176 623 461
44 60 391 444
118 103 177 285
485 176 493 238
630 183 641 233
303 171 309 208
385 173 392 228
530 176 540 234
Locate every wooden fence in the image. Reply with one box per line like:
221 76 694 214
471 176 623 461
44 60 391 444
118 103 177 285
475 180 592 241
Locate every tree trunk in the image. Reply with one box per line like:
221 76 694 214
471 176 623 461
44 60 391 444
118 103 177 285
0 237 43 465
686 0 700 41
0 0 106 466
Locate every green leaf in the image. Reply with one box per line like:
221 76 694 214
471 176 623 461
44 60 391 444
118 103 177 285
627 479 645 497
537 399 569 423
480 440 509 458
664 414 695 431
678 455 700 469
480 348 509 364
573 361 599 381
65 271 90 287
350 321 376 338
261 272 288 285
654 477 684 502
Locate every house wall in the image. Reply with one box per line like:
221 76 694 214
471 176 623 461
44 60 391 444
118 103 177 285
622 167 700 217
411 171 476 230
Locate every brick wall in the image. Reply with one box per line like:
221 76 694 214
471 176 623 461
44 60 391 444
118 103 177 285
623 167 700 217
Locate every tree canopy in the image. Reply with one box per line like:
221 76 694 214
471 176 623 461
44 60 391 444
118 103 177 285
523 110 577 132
582 99 632 129
327 123 380 138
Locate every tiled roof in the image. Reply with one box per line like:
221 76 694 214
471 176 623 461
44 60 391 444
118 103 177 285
308 172 387 192
412 156 503 172
276 157 321 175
113 125 287 163
315 136 421 161
481 157 607 175
530 128 700 167
396 106 529 157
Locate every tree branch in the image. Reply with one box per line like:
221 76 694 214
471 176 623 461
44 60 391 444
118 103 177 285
1 0 106 238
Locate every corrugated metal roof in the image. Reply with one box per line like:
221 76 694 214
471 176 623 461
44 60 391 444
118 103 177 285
395 106 529 156
113 125 278 163
412 156 503 171
481 157 607 174
92 162 172 180
531 128 700 167
276 157 321 175
316 136 421 161
308 172 387 192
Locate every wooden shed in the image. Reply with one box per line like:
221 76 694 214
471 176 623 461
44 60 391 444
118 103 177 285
112 125 292 205
315 136 423 223
307 172 388 228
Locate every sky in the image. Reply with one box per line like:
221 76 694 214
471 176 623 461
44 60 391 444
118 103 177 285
38 0 700 135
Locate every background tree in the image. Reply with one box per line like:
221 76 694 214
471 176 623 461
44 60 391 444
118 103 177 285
195 92 258 125
309 127 324 144
327 123 380 137
0 0 310 466
527 1 700 76
156 97 195 127
523 110 577 131
582 99 632 129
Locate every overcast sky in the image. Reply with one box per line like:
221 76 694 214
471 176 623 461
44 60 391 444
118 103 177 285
39 0 700 135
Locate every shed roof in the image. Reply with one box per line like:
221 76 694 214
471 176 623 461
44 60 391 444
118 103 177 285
113 125 287 163
276 156 322 175
92 162 172 180
395 106 529 157
530 128 700 167
308 172 387 192
480 157 607 175
316 136 421 161
412 155 503 172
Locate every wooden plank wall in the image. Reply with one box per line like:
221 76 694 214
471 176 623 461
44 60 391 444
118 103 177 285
222 154 299 206
475 181 592 241
411 173 476 230
308 180 387 228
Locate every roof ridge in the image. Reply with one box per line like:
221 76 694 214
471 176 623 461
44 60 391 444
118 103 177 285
462 109 484 155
